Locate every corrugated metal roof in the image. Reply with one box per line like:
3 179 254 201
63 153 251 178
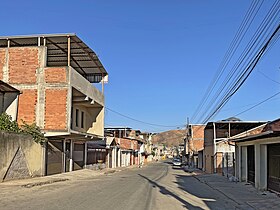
0 34 107 83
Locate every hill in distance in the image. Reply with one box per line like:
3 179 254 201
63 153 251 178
152 129 186 147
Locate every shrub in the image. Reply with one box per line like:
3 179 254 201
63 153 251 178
0 113 20 133
21 122 47 145
0 113 46 145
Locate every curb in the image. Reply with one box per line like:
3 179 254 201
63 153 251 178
22 178 69 188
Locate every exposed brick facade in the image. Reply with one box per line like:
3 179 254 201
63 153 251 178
131 140 138 150
0 49 5 80
118 137 132 150
9 48 39 84
18 89 37 125
45 67 67 83
45 89 68 130
189 125 205 153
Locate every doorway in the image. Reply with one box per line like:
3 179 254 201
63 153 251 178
247 145 255 183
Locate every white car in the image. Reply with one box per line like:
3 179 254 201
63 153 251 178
172 158 182 166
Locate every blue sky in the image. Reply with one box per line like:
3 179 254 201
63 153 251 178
1 0 279 132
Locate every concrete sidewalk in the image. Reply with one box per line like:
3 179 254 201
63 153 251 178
190 170 280 209
0 165 138 188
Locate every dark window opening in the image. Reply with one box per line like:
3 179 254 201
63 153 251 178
81 111 84 128
76 109 79 127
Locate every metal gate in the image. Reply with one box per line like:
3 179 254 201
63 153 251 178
268 144 280 193
222 152 235 177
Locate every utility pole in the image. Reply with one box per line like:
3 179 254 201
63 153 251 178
183 117 189 164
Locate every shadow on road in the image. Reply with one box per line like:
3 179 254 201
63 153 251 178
163 161 173 165
138 174 204 210
174 174 219 209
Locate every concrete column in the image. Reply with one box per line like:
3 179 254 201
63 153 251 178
113 147 116 168
260 144 267 191
62 139 66 173
69 140 73 172
118 150 121 167
213 123 216 173
3 47 9 83
255 144 261 189
107 150 110 168
241 146 247 181
42 141 47 176
84 142 88 168
237 145 241 180
111 148 114 168
36 47 47 129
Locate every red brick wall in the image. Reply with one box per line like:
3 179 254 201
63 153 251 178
131 140 138 150
190 125 205 152
192 139 204 152
192 125 205 139
9 48 39 84
45 67 67 83
118 138 132 150
45 89 67 130
0 49 5 80
18 89 37 125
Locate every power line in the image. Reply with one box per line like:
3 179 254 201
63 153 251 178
105 107 185 128
191 0 264 123
194 1 280 124
201 26 280 124
257 70 280 85
234 91 280 117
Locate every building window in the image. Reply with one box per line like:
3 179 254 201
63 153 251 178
81 111 84 128
76 109 79 127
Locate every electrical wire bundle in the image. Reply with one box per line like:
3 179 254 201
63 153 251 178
191 0 280 124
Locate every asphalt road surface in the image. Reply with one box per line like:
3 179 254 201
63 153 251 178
0 161 240 210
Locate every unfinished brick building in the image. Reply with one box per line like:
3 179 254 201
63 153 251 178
185 124 205 169
0 34 108 175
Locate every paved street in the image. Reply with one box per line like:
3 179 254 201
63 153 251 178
1 161 280 210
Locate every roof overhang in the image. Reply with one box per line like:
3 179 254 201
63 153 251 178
46 130 104 141
0 33 108 83
231 131 280 143
205 121 266 130
0 80 20 93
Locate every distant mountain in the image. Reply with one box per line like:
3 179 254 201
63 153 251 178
152 129 186 147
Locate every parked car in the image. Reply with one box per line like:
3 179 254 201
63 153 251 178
172 158 182 167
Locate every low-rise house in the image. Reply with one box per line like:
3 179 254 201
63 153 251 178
105 136 118 168
153 144 165 160
233 119 280 193
0 34 108 175
104 127 144 167
139 132 154 163
204 118 265 174
185 124 205 168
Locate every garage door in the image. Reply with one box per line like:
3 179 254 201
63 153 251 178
268 144 280 193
